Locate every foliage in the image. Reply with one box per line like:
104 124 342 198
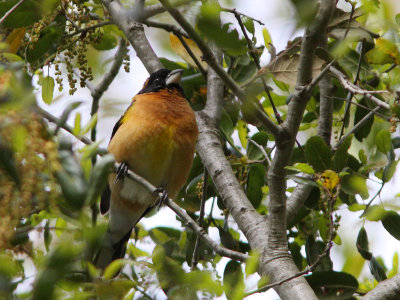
1 0 400 299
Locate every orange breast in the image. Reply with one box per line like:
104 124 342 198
108 89 198 199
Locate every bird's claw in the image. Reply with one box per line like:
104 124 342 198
153 187 168 210
115 162 129 183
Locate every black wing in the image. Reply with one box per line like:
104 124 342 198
100 101 135 214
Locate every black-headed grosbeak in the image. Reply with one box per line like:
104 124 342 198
95 69 198 269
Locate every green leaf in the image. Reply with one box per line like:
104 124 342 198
381 210 400 241
305 136 332 172
56 149 88 209
223 260 244 299
305 236 332 271
375 129 392 154
91 26 118 50
341 175 369 199
246 163 265 209
42 76 54 104
44 220 51 252
197 3 247 56
332 134 352 172
247 131 268 160
103 259 125 279
369 256 387 282
364 205 386 221
245 251 259 276
26 24 64 63
220 109 234 142
396 13 400 26
286 163 315 175
306 271 358 299
382 160 399 182
354 97 374 141
242 16 254 35
81 113 98 136
359 149 367 164
55 218 67 237
73 113 81 136
356 227 372 260
85 154 115 205
0 0 41 28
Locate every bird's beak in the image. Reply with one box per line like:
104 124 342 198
166 69 184 85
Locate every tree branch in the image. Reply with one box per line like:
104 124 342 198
262 1 336 299
286 183 313 226
361 274 400 300
329 66 390 110
101 0 162 73
317 40 333 145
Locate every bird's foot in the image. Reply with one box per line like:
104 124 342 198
115 162 129 183
153 187 169 210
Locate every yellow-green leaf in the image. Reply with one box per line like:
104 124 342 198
237 120 248 148
366 38 400 65
42 76 54 104
262 27 272 49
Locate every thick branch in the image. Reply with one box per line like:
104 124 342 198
264 1 336 299
317 38 333 145
361 274 400 300
159 0 281 138
286 184 313 226
101 0 162 73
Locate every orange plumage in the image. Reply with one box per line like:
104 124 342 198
95 69 198 269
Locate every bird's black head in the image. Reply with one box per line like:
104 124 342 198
138 69 184 95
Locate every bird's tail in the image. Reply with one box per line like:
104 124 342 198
94 227 133 270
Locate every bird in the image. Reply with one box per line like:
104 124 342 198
95 69 199 269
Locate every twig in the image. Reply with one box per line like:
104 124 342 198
37 106 248 262
334 106 381 150
191 169 209 269
159 0 282 138
221 7 265 26
143 20 189 38
329 66 390 110
365 183 384 209
65 21 114 38
176 34 207 79
383 64 397 73
231 9 281 124
305 59 336 94
248 139 271 165
0 0 26 26
140 0 193 20
328 95 389 121
36 106 100 148
339 41 364 139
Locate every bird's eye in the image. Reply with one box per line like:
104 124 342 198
154 78 161 84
